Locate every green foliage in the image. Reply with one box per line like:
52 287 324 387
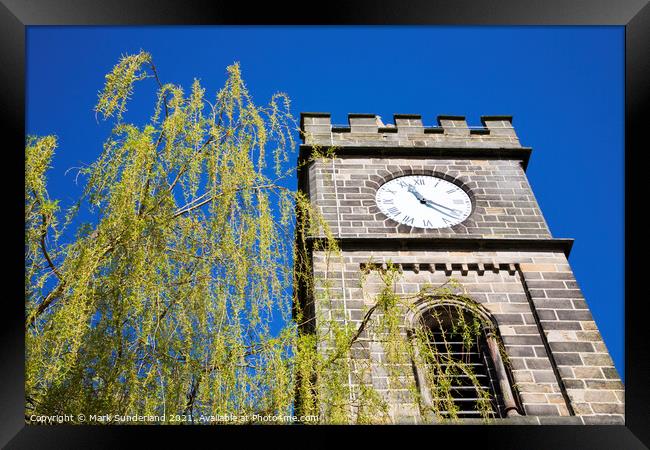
26 51 299 422
95 51 153 122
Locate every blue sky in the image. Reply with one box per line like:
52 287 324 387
26 26 624 379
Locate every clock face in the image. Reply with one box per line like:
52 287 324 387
375 175 472 229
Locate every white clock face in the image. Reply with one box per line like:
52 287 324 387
375 175 472 229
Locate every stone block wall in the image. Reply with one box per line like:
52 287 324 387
300 113 521 148
307 157 551 239
311 249 624 424
298 111 624 425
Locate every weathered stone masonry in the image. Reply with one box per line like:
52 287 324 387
308 157 549 239
298 112 624 424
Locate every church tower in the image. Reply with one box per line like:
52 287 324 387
297 112 624 424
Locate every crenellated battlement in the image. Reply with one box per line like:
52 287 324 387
300 113 521 148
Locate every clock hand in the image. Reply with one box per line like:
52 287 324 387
409 185 463 215
406 184 427 202
423 198 462 215
421 201 462 219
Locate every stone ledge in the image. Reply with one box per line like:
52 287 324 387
298 145 533 170
306 237 574 256
360 261 518 276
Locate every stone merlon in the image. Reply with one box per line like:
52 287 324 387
300 112 521 149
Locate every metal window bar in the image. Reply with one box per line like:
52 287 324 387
426 331 505 419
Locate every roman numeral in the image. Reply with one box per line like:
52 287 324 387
413 177 425 185
442 217 452 225
446 189 456 194
403 216 415 225
422 219 433 227
381 198 394 204
384 188 396 195
387 207 401 216
398 181 410 189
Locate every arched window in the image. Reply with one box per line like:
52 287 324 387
406 297 522 420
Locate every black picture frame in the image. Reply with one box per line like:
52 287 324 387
2 1 648 448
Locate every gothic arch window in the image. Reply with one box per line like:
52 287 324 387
406 297 522 420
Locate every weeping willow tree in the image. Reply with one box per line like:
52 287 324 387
25 51 507 424
26 51 302 422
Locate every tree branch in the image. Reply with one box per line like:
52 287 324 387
39 214 62 281
26 239 118 329
29 189 63 281
183 377 200 422
166 135 214 194
27 282 65 328
148 60 168 119
171 183 276 218
323 303 378 369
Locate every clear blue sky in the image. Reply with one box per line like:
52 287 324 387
26 26 624 379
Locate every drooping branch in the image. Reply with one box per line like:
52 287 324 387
171 184 279 218
323 303 379 369
29 188 63 282
148 60 169 119
165 135 214 195
183 376 200 421
39 213 62 281
26 237 119 328
27 282 65 328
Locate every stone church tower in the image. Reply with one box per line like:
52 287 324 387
297 112 624 424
